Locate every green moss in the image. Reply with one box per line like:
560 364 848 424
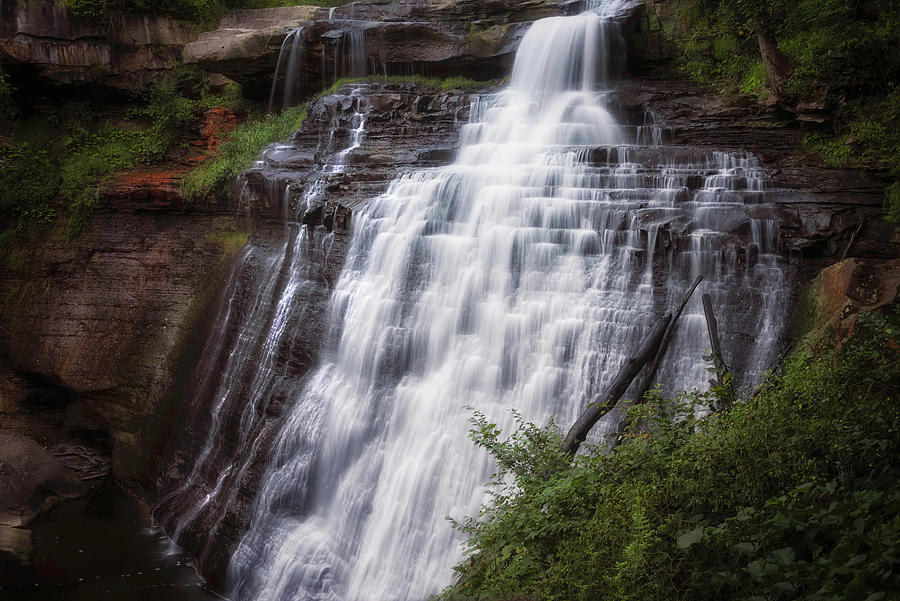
739 60 766 98
206 229 249 258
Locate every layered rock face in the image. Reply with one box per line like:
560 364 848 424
616 79 896 262
0 0 195 88
0 208 245 490
183 0 580 99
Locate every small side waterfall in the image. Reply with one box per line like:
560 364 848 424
270 27 305 113
223 5 792 601
268 20 368 113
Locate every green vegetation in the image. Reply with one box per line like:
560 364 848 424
0 68 245 239
206 229 249 258
182 106 306 201
670 0 900 227
0 66 17 124
675 0 899 100
444 309 900 601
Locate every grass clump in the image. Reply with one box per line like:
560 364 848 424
444 308 900 601
325 74 506 95
182 105 306 201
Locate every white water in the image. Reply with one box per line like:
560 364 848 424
227 5 790 601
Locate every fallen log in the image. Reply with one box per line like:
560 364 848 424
562 311 672 455
633 275 703 406
701 293 728 389
609 275 704 445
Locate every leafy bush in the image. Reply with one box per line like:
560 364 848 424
445 309 900 601
674 0 900 101
181 106 307 200
0 66 18 124
0 143 59 229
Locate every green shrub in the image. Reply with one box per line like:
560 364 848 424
445 309 900 601
0 66 18 124
1 71 237 238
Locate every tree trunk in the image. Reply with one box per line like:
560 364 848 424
561 312 672 455
633 275 703 406
756 29 792 104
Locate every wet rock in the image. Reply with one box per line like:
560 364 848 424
155 80 472 586
617 78 896 261
0 430 85 527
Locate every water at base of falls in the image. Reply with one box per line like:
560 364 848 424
224 6 793 601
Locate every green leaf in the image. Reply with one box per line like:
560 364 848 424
677 527 705 549
770 547 796 565
733 542 756 555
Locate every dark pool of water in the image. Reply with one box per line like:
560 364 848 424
0 481 222 601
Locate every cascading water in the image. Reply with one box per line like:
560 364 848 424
226 4 791 601
154 89 372 570
270 27 305 112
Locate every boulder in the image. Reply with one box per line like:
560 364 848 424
0 430 85 528
797 258 900 341
0 525 33 562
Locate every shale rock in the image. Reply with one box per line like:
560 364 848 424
617 79 896 261
0 209 246 489
153 80 474 587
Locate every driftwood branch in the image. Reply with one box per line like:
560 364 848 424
562 311 672 455
607 275 704 446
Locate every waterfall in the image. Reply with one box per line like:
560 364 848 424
225 4 791 601
269 27 305 113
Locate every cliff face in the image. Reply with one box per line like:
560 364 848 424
150 81 475 586
0 206 244 489
0 0 897 590
0 0 196 89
